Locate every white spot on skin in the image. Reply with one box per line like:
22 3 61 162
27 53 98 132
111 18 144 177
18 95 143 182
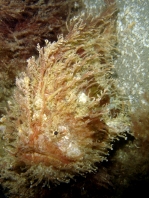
78 92 88 103
58 125 68 133
67 142 82 157
57 132 82 158
0 125 6 132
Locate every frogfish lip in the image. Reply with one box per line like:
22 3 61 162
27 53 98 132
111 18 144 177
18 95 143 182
16 134 81 167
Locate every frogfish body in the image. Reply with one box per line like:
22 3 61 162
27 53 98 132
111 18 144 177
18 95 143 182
0 3 129 197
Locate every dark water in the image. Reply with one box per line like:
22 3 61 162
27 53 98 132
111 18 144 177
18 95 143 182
0 186 6 198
